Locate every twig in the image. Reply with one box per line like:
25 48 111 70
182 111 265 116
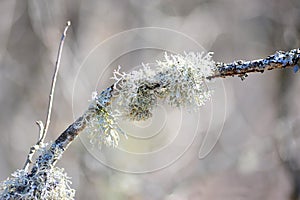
35 88 113 167
36 120 44 141
37 109 93 167
23 21 71 171
207 48 300 80
43 21 71 140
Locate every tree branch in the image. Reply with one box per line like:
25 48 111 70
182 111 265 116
23 21 71 172
34 48 300 171
208 48 300 80
43 21 71 140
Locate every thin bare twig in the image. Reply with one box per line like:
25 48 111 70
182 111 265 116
207 48 300 80
23 21 71 171
43 20 71 140
36 120 44 143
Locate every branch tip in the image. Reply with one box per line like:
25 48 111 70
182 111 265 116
23 21 71 171
43 21 71 139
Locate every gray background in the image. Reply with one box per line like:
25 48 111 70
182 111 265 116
1 0 300 199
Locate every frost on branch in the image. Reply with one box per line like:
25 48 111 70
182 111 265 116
84 52 215 148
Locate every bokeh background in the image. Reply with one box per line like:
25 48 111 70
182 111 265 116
1 0 300 199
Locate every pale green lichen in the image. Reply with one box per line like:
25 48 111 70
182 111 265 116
111 51 214 119
111 64 159 121
83 90 124 148
84 51 215 148
156 52 214 108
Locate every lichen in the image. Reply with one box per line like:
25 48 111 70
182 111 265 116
0 145 75 200
84 51 215 148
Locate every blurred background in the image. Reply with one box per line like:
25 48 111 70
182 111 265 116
1 0 300 199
